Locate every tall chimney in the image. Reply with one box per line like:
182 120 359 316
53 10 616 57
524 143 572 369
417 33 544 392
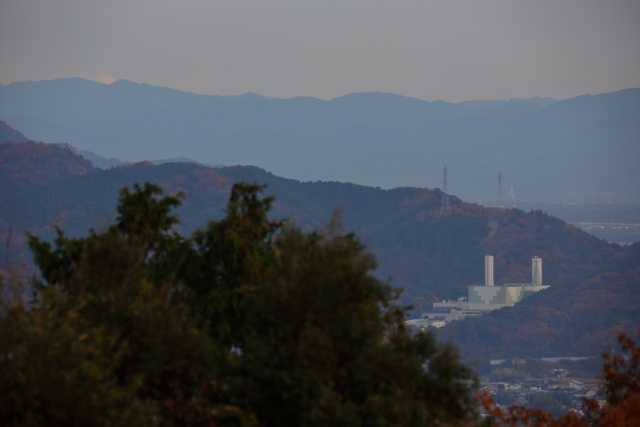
485 255 494 286
532 256 542 285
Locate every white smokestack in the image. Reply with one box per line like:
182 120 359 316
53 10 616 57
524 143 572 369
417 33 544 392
485 255 494 286
532 256 542 285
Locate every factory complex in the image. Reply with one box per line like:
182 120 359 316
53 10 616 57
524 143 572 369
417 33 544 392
406 256 550 330
468 255 549 311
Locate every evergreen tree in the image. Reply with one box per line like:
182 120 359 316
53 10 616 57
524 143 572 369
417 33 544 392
0 182 478 426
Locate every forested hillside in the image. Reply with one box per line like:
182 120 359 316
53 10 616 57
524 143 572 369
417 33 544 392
4 175 635 425
1 139 623 301
0 137 640 358
2 137 637 358
439 243 640 359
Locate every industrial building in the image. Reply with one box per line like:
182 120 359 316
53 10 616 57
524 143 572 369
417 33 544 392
468 256 549 311
407 256 550 331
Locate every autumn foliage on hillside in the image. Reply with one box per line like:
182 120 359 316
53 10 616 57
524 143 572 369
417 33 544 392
2 138 622 301
2 140 635 361
0 140 93 185
480 208 621 287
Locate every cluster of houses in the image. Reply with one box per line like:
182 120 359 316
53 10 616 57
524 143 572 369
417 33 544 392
479 376 604 415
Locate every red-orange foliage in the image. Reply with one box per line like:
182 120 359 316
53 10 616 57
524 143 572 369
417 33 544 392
0 141 93 184
477 390 582 426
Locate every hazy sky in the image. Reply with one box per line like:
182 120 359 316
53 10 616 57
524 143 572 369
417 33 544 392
1 0 638 101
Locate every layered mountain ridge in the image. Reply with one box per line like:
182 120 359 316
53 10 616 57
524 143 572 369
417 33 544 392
1 79 638 203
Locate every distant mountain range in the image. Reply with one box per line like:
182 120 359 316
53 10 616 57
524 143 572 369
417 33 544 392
76 149 222 170
1 78 638 204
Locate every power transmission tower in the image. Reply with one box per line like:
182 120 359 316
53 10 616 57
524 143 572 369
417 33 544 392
440 165 452 216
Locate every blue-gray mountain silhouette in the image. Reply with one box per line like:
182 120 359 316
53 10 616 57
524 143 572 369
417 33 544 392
1 78 638 203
